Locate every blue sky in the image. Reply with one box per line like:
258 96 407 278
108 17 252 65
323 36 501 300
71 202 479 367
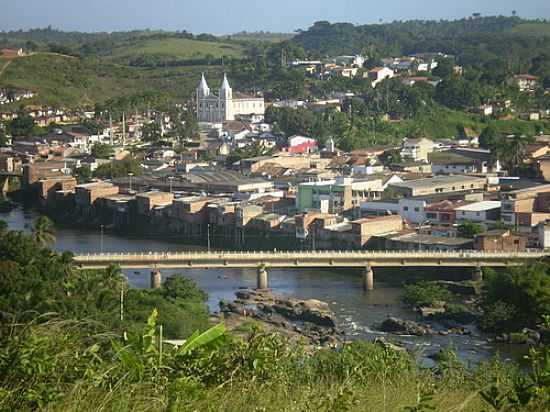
1 0 550 34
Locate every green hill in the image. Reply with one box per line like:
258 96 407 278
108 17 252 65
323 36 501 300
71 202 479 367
0 53 222 107
511 23 550 36
107 37 245 64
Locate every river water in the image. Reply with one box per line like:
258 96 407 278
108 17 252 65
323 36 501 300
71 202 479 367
1 206 519 366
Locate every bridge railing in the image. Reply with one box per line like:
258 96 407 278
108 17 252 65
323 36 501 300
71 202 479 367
73 249 550 262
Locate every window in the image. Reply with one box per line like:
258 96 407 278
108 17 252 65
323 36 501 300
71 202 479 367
476 212 480 216
414 207 419 212
403 206 409 211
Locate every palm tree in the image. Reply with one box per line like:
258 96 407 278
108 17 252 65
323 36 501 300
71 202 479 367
504 135 533 173
32 215 56 247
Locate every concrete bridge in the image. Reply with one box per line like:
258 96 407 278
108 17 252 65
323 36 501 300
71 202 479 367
73 250 549 291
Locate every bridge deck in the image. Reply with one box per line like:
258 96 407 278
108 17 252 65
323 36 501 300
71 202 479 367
73 250 549 270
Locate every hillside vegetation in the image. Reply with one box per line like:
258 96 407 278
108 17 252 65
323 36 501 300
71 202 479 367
0 53 223 107
106 37 245 64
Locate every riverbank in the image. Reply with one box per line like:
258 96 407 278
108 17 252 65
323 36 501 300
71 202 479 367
0 206 532 366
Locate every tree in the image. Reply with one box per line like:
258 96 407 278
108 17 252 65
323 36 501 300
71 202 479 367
141 122 162 142
499 135 534 174
457 220 484 238
481 262 550 331
432 57 455 79
74 166 92 183
479 125 500 150
32 215 56 247
0 126 9 146
91 143 114 159
8 107 36 137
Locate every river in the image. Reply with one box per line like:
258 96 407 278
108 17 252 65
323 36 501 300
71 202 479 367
1 206 520 366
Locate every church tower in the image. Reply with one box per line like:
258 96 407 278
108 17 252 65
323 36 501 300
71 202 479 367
198 73 210 97
219 73 234 121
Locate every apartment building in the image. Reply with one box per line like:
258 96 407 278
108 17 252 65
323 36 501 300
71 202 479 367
296 177 382 213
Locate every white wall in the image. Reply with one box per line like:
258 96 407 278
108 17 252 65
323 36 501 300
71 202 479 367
399 198 427 224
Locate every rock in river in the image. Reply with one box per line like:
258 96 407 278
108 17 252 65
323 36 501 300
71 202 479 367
379 317 433 336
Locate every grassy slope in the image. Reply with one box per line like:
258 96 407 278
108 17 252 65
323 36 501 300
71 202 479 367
108 38 245 61
0 53 222 107
510 23 550 36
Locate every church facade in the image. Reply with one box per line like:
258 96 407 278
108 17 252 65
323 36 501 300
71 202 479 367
196 74 265 123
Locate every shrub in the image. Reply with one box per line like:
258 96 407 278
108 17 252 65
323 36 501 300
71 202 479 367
402 281 454 308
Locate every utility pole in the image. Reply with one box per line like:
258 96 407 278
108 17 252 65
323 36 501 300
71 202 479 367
100 224 104 254
207 223 211 251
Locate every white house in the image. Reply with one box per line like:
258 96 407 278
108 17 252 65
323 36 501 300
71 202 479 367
366 67 395 88
455 201 501 223
401 138 435 162
360 196 428 224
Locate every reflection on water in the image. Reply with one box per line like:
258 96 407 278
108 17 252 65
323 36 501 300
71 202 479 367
1 206 526 365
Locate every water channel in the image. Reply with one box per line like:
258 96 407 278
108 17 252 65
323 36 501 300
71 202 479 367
1 206 522 366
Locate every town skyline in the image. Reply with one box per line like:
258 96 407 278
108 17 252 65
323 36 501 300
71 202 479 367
2 0 550 34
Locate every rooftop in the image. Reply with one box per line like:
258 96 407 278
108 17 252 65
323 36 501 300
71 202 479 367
390 175 485 189
387 232 474 246
455 201 501 212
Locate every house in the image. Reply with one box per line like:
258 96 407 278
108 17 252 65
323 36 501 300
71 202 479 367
479 104 494 116
389 175 487 198
400 138 434 162
75 181 119 216
474 230 526 252
430 148 498 174
510 74 539 92
366 67 394 87
500 184 550 228
334 55 365 67
537 157 550 181
525 144 550 164
285 135 318 154
402 76 429 86
380 231 474 251
332 67 359 78
1 48 24 58
455 201 501 224
136 191 174 216
296 177 383 214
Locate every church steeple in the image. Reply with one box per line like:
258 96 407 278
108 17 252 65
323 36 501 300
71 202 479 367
198 73 210 96
221 73 231 91
220 73 232 100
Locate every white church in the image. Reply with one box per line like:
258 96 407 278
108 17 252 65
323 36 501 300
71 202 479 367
196 73 265 123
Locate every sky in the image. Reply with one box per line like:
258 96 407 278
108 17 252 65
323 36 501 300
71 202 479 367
1 0 550 34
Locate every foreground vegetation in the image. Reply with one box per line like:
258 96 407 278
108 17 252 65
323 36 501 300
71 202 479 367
0 216 549 411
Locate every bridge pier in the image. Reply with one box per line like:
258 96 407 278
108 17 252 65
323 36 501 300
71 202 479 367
256 266 268 290
151 270 162 289
472 266 483 282
363 265 374 291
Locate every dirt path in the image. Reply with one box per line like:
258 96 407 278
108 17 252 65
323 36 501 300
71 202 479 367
0 60 12 78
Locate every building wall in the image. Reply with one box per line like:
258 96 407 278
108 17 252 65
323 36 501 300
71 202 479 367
474 233 526 252
136 192 174 216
